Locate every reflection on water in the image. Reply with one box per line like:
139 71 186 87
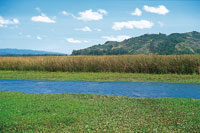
0 79 199 99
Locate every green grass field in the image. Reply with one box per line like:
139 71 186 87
0 70 200 83
0 91 200 132
0 70 200 132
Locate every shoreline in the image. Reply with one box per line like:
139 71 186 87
0 70 199 83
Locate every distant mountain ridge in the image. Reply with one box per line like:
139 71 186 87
0 49 65 56
72 31 200 55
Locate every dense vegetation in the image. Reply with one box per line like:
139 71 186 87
0 91 199 132
0 55 199 74
72 31 200 55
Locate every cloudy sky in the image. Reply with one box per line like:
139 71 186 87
0 0 199 54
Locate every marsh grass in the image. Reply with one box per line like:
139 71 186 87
0 55 199 74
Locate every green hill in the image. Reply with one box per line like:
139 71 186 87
72 31 200 55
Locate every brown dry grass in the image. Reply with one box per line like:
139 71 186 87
0 55 199 74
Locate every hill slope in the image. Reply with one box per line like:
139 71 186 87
72 31 200 55
0 49 65 56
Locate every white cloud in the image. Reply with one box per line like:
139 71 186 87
143 5 169 15
95 28 102 32
62 11 69 16
66 38 88 43
112 20 154 30
37 36 42 40
0 16 19 28
75 26 92 32
158 21 164 27
102 35 131 42
31 13 56 23
75 27 102 32
131 8 142 16
83 40 89 43
66 38 81 43
74 9 107 21
35 7 41 12
13 19 19 24
97 9 107 15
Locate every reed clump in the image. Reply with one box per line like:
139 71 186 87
0 55 199 74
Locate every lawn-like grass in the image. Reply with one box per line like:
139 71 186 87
0 71 199 132
0 91 199 132
0 70 200 83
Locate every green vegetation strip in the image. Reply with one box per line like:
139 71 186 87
0 70 200 83
0 91 199 132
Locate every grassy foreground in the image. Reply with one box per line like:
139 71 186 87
0 70 200 83
0 92 199 132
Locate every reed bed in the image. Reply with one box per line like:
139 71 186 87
0 55 199 74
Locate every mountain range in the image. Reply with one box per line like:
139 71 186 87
0 49 65 56
72 31 200 55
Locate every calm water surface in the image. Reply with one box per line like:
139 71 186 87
0 79 200 99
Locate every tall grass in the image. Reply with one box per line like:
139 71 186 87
0 55 199 74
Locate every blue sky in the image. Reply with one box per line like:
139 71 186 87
0 0 200 54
